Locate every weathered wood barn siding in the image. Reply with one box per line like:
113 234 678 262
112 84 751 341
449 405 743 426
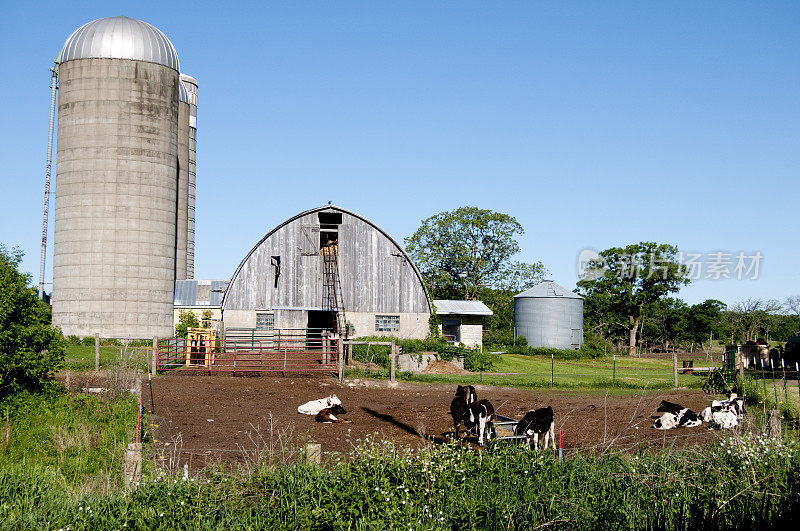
222 206 430 324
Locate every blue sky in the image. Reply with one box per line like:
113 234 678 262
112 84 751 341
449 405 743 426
1 1 798 308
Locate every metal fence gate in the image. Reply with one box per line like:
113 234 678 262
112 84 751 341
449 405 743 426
157 328 339 374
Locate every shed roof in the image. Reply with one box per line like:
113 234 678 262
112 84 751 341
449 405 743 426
514 280 583 299
174 279 228 306
433 300 493 316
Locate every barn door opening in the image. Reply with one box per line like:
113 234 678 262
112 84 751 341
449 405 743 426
307 310 335 349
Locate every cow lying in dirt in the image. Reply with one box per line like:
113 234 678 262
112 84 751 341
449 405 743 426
653 400 703 429
298 394 342 415
315 404 350 423
699 393 745 429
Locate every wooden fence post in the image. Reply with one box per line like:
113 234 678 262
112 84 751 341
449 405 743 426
152 336 158 375
768 410 782 440
673 351 678 388
305 443 321 465
390 340 396 383
94 333 100 372
337 338 344 383
124 442 142 493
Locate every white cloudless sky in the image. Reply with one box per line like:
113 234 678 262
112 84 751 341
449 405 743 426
1 1 797 308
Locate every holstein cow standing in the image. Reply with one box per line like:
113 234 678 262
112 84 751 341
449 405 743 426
449 385 478 438
653 400 703 430
515 406 556 451
298 394 342 416
699 393 745 429
465 399 495 446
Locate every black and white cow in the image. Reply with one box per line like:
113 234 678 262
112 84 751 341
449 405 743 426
465 399 495 446
653 400 703 429
699 393 745 429
514 406 555 451
450 385 478 438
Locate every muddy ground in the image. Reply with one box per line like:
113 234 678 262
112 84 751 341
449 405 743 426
142 374 719 469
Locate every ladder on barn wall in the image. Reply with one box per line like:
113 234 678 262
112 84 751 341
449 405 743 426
321 250 347 337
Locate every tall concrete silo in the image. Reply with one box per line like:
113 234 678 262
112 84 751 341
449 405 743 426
180 74 198 279
514 280 584 349
52 16 181 338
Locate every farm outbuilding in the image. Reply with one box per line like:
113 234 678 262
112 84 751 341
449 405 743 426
514 280 584 349
173 279 228 334
221 205 431 339
433 300 493 347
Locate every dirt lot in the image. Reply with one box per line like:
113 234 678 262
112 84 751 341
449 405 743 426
145 374 718 469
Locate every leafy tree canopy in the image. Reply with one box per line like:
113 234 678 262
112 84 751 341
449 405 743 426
175 310 200 338
405 207 546 300
576 242 690 355
0 245 65 394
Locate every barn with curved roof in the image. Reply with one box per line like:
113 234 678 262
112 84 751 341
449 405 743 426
222 205 431 338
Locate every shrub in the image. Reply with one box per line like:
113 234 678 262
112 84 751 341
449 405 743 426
463 349 498 372
175 310 200 338
81 336 95 346
0 245 65 395
66 335 81 346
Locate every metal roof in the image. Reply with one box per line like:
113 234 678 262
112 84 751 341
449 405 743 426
515 280 583 299
222 204 432 313
433 300 493 316
174 280 228 306
59 16 180 71
179 80 189 103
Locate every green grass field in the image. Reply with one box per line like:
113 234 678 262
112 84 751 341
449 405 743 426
64 344 151 371
403 353 714 392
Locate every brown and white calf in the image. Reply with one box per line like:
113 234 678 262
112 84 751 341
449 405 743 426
315 404 350 423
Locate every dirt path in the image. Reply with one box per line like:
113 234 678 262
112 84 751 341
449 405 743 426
144 374 718 469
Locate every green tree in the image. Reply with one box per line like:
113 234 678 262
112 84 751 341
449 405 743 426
727 298 783 343
405 207 546 300
576 242 690 356
683 299 725 348
0 245 65 394
175 310 200 338
784 295 800 333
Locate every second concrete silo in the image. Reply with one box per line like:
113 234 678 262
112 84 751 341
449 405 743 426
514 280 584 349
176 80 190 281
181 74 198 279
52 16 181 338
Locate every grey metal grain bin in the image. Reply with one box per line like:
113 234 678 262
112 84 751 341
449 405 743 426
514 281 583 349
52 16 182 338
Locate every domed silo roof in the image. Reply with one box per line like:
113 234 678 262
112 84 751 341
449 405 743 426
58 16 180 71
514 281 584 349
179 80 189 103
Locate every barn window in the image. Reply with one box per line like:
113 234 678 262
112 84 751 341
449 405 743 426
271 256 280 288
375 315 400 332
256 313 274 330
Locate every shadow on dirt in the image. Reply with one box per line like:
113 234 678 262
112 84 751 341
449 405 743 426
361 407 450 444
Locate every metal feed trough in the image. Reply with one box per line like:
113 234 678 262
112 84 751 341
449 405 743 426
489 413 528 443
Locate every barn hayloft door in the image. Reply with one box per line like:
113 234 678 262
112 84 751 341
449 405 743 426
319 211 347 337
